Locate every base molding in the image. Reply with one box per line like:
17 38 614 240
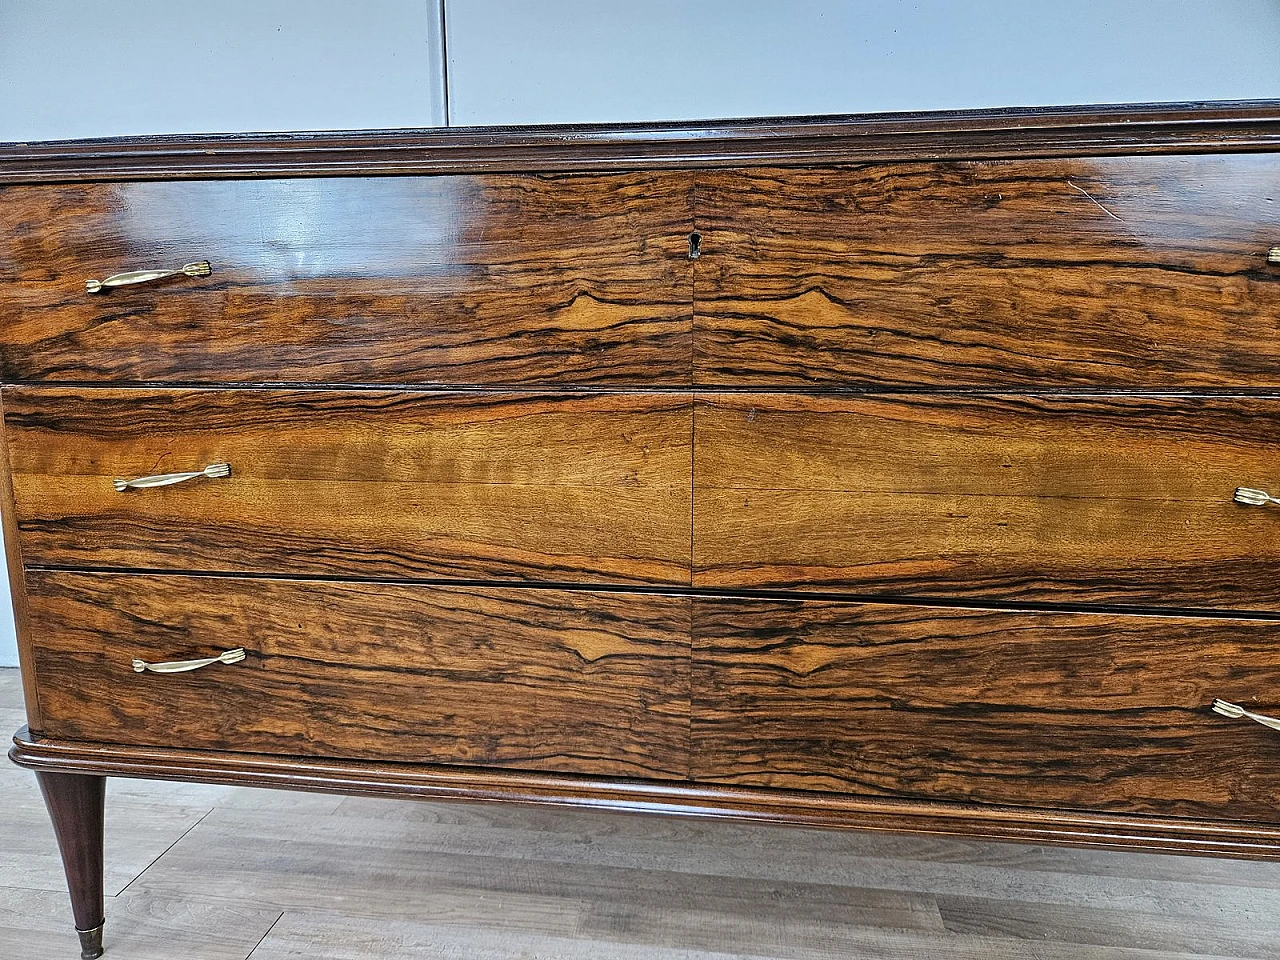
12 727 1280 860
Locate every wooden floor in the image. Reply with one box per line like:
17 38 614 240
2 669 1280 959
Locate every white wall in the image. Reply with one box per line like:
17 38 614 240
446 0 1280 125
0 0 446 141
6 0 1279 141
0 1 1277 667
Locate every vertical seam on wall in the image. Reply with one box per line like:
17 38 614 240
440 0 452 126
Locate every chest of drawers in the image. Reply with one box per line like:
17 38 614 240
5 103 1280 959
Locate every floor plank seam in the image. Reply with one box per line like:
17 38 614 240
117 805 215 896
243 909 286 960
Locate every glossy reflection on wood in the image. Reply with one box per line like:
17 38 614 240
11 108 1280 897
27 572 692 778
694 155 1280 387
694 393 1280 608
4 387 693 585
4 103 1280 184
34 771 105 959
691 598 1280 821
0 174 694 386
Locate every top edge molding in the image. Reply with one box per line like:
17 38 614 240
3 101 1280 184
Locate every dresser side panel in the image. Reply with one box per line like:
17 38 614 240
0 390 40 730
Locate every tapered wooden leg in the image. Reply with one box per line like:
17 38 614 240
35 772 106 960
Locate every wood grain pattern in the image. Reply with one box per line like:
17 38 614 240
0 174 693 385
694 156 1280 387
26 572 691 778
5 387 692 585
691 597 1280 821
0 392 40 730
9 110 1280 875
3 103 1279 184
694 393 1280 608
8 664 1280 960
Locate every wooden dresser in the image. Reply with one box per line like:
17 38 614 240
5 103 1280 959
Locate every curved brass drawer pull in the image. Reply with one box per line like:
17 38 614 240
85 260 211 294
132 647 246 674
1211 699 1280 733
114 462 230 492
1234 487 1279 507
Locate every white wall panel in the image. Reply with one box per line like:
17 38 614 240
446 0 1280 125
0 0 446 141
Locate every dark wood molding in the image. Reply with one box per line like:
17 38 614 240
3 101 1280 184
12 728 1280 860
34 772 105 960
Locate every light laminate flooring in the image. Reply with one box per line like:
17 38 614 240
1 668 1278 959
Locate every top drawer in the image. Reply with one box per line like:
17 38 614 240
695 154 1280 388
0 174 693 386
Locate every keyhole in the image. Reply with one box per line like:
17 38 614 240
688 231 702 259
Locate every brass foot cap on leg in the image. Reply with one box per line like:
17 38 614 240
77 924 104 960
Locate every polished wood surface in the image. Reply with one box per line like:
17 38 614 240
7 667 1279 960
15 724 1280 859
2 102 1279 184
9 109 1280 942
33 772 104 958
26 573 691 778
692 598 1280 821
9 153 1280 392
694 393 1280 608
0 174 693 385
5 388 692 584
694 156 1280 387
0 393 40 730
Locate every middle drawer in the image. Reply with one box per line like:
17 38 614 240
695 393 1280 610
4 388 693 585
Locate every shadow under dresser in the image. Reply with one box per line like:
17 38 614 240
4 102 1280 958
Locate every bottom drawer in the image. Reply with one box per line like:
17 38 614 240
26 572 691 779
693 600 1280 822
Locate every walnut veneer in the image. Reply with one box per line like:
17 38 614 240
5 103 1280 957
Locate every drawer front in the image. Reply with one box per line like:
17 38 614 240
694 155 1280 387
694 393 1280 609
693 599 1280 821
28 572 691 778
0 174 692 386
6 388 692 585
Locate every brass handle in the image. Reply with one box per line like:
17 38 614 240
132 647 246 674
1234 487 1280 507
1212 698 1280 733
114 462 230 492
86 260 211 294
1268 247 1280 264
